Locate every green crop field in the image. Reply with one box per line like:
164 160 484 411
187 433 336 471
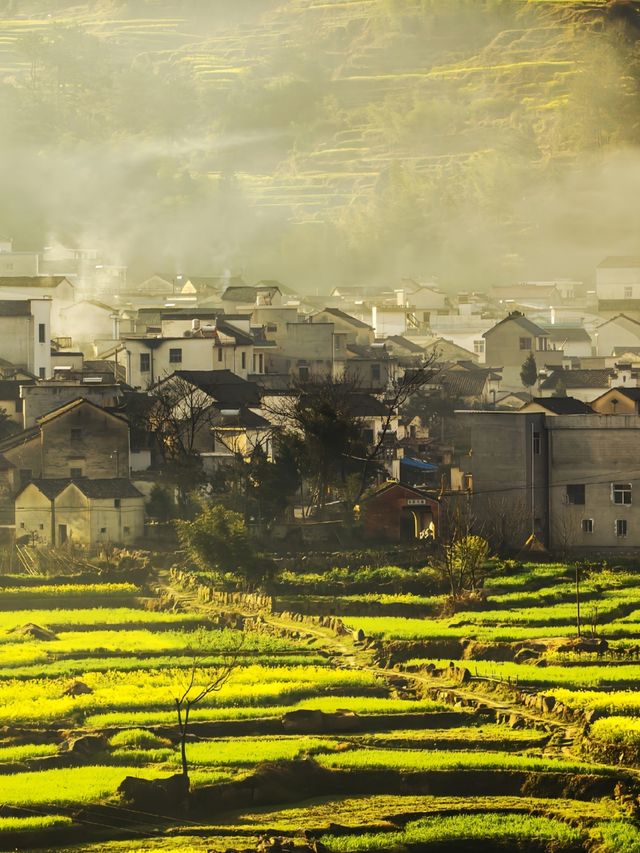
0 561 638 851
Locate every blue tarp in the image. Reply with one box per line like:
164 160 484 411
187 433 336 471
400 457 439 472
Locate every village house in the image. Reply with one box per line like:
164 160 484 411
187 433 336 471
15 478 144 547
122 317 261 389
0 299 51 379
538 368 616 402
596 257 640 315
434 362 502 407
483 311 562 389
593 314 640 356
222 283 281 313
312 308 374 346
19 380 124 429
264 321 336 382
0 277 74 334
150 369 270 470
424 337 479 364
343 342 393 391
543 326 592 359
0 399 130 499
590 387 640 415
428 315 494 362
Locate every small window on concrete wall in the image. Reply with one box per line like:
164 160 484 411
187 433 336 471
616 519 628 537
581 519 594 533
613 483 632 505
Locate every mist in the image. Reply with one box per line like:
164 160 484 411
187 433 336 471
0 0 639 293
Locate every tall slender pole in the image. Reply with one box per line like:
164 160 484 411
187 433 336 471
576 562 582 637
530 422 535 538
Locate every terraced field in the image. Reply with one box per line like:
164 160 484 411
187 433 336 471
0 561 639 852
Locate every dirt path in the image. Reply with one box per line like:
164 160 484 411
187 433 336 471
157 572 584 747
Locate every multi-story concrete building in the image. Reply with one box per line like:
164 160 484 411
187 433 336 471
459 410 640 552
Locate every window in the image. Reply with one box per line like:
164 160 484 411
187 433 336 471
299 366 309 381
20 522 24 529
14 399 22 413
217 347 223 362
241 351 246 370
70 468 82 478
625 286 633 299
473 340 485 355
371 363 381 381
38 323 46 343
566 484 585 505
39 524 43 531
532 431 541 455
616 519 628 537
100 527 107 534
123 526 130 534
266 323 278 333
140 353 150 373
536 337 548 352
169 348 182 364
519 337 532 350
19 469 32 486
582 519 594 533
612 483 632 505
362 428 374 444
38 367 45 379
114 499 121 508
259 353 264 373
70 428 82 443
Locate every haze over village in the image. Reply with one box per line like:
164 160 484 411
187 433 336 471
4 2 640 852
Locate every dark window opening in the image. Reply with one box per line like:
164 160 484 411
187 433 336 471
532 431 541 455
566 484 585 505
38 323 46 343
169 348 182 364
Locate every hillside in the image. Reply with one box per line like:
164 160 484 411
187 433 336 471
0 0 638 290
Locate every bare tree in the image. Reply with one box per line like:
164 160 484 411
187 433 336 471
172 630 243 782
148 373 216 464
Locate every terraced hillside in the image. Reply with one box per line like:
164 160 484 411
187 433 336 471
0 0 637 287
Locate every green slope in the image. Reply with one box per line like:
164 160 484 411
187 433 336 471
0 0 637 290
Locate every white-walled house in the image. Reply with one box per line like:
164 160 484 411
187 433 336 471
593 314 640 357
0 277 74 334
597 257 640 313
15 479 145 547
0 299 51 379
123 319 261 389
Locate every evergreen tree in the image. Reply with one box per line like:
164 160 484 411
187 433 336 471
520 353 538 396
